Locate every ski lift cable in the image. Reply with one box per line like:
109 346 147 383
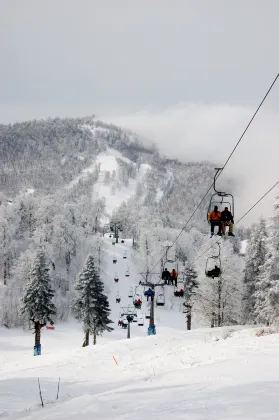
148 73 279 280
193 180 279 263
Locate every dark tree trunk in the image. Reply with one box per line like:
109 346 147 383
65 251 71 274
211 312 216 328
93 333 96 345
82 329 89 347
34 321 43 346
3 259 7 285
186 313 191 330
217 279 222 327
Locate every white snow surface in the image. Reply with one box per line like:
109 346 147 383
1 320 279 419
240 239 248 255
1 149 276 419
1 234 279 419
93 150 151 217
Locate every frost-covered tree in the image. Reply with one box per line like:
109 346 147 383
2 248 36 327
254 193 279 324
183 264 199 330
196 240 244 327
243 217 268 323
73 255 113 346
21 250 57 348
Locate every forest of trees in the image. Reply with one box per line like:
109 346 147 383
0 116 278 338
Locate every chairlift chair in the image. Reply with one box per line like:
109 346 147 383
205 256 222 278
125 268 130 277
156 293 165 306
123 251 127 259
207 168 234 223
138 316 144 326
174 287 184 297
128 287 133 298
145 310 151 319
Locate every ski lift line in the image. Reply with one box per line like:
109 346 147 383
148 73 279 280
194 179 279 263
216 72 279 178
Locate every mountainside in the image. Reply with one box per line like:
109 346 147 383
0 116 245 332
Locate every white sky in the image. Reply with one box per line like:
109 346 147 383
1 0 279 224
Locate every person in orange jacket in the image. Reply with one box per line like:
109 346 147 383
208 205 222 236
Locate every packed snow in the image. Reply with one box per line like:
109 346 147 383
1 235 279 419
1 322 279 419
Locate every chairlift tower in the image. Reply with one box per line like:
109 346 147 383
119 306 137 338
110 219 122 244
139 272 164 336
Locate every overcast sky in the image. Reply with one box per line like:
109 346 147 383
1 0 279 224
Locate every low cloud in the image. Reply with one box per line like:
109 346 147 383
104 102 279 225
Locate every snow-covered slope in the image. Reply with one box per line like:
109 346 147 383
92 149 151 217
1 324 279 419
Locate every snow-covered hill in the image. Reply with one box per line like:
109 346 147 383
1 323 279 419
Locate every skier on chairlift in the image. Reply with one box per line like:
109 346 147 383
206 265 221 278
221 207 235 237
134 298 142 309
208 205 222 237
162 268 171 285
144 288 154 301
171 269 178 287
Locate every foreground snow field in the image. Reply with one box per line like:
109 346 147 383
1 323 279 419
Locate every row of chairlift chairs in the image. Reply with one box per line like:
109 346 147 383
205 168 235 278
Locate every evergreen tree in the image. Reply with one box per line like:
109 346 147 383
183 264 199 330
73 255 113 346
255 193 279 324
243 217 268 323
21 250 56 348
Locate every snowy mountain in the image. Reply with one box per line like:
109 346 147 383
0 116 247 331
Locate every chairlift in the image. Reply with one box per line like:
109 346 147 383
145 309 151 319
114 276 119 283
207 168 234 220
174 287 184 297
112 238 116 245
128 287 133 298
156 293 165 306
125 268 130 277
137 314 144 326
205 257 222 278
116 294 121 303
123 251 127 259
121 319 128 329
133 293 142 309
113 254 117 264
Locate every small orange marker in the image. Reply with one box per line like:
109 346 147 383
113 355 118 365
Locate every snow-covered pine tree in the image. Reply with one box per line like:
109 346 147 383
21 250 56 348
183 263 199 330
255 192 279 325
73 255 113 346
243 217 268 323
